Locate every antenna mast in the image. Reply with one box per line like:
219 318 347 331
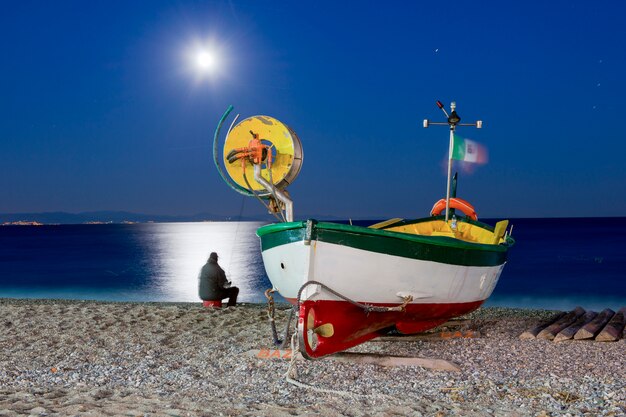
423 101 483 222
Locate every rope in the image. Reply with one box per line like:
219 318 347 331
264 288 282 346
265 289 296 348
295 281 413 315
279 307 295 350
285 333 357 397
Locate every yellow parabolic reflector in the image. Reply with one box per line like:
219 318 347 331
223 115 303 193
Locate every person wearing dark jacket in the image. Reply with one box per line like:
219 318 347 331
198 252 239 307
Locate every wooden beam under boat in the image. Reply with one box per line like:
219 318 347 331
327 352 461 372
244 349 461 371
374 330 481 342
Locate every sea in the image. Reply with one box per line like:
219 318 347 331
0 218 625 311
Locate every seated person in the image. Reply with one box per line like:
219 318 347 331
198 252 239 307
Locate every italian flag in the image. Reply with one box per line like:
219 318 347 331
451 133 488 164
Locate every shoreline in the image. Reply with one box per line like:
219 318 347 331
0 299 624 416
3 290 626 312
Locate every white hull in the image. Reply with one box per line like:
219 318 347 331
261 240 506 305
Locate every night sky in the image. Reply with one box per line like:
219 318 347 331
2 1 625 219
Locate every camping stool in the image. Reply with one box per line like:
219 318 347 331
203 300 222 309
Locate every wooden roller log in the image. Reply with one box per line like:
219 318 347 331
537 307 585 340
574 308 615 340
554 310 598 342
519 311 566 340
596 307 626 342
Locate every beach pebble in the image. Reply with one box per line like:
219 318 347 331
0 299 624 416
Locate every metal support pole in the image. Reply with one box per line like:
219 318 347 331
445 126 455 222
253 164 294 222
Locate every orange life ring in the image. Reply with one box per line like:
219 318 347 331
430 198 478 220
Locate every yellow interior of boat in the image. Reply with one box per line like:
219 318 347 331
370 218 509 245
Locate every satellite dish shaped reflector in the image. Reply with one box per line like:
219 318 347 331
223 115 303 196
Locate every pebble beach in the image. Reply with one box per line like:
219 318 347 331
0 298 624 417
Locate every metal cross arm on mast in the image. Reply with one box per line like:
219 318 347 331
422 101 483 222
457 122 483 127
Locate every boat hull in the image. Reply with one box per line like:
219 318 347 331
257 219 511 358
297 299 484 358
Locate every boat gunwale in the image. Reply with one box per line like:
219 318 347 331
256 217 515 252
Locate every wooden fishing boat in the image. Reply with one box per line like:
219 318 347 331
213 102 514 359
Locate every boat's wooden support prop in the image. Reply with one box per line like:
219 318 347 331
245 349 460 372
439 319 473 327
327 352 461 372
372 317 479 342
521 306 625 342
374 330 481 342
247 349 296 360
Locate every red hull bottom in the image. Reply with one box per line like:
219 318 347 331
292 298 484 359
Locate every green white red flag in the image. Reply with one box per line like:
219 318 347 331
451 133 488 164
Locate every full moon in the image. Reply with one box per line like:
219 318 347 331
195 50 216 71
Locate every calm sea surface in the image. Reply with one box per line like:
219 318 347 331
0 218 624 310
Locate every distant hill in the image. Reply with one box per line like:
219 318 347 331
0 211 266 224
0 210 382 225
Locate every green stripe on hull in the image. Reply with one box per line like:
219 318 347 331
257 220 511 267
259 225 307 253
